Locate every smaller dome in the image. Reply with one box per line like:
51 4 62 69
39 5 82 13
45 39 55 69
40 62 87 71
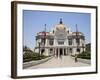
37 32 49 36
72 32 83 36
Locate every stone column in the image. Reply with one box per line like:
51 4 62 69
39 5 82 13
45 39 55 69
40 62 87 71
80 48 83 53
54 48 56 56
54 38 56 46
55 48 57 57
65 48 67 55
67 48 69 55
64 48 65 55
44 48 48 56
45 39 48 46
80 39 82 46
73 39 76 46
65 38 68 46
73 39 74 46
58 48 60 57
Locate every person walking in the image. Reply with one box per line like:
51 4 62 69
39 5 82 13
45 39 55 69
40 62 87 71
75 54 78 62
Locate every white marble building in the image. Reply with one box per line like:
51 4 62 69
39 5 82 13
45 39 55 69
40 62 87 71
34 19 85 56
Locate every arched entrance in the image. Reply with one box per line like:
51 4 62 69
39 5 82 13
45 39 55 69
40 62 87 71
60 48 63 56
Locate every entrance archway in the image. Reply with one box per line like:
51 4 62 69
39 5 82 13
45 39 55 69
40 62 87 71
60 48 63 56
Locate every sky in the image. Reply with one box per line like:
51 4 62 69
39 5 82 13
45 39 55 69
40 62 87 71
23 10 91 50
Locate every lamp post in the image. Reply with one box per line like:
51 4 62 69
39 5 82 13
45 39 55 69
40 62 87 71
42 24 46 55
38 39 41 59
75 24 79 62
82 44 84 53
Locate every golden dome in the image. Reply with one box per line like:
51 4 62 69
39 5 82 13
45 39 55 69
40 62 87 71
55 18 66 30
55 24 66 30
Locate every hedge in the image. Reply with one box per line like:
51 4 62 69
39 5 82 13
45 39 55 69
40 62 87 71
77 51 91 59
23 52 49 62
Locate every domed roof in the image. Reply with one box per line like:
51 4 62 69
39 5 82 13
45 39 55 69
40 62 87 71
72 32 84 36
55 24 66 30
55 18 66 31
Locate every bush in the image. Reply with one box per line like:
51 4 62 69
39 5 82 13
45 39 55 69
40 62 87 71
23 52 48 62
77 51 91 59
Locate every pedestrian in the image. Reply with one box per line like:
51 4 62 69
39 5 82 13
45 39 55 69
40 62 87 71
75 54 78 62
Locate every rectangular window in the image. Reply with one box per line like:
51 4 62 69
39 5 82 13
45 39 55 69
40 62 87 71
58 41 64 45
41 39 46 45
49 40 54 45
68 39 72 45
76 38 80 45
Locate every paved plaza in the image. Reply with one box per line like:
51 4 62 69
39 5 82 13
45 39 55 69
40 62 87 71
26 56 90 69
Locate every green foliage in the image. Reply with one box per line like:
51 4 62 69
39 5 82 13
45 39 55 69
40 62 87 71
77 51 91 59
23 52 48 62
23 52 31 59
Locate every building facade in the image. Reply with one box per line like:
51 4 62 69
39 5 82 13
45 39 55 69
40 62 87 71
34 19 85 56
